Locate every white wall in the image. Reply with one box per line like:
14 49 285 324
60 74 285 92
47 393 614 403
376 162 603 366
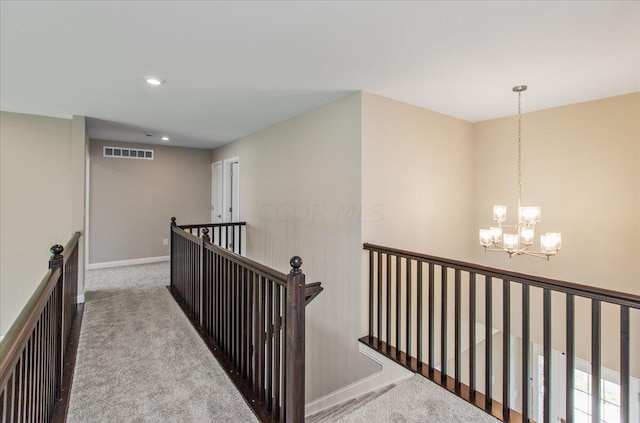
212 93 380 402
0 111 74 336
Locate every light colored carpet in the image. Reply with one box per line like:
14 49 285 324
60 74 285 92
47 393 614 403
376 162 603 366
67 263 258 423
335 375 499 423
84 262 170 291
307 384 396 423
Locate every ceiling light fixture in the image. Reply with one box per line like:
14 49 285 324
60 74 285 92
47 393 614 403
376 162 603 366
479 85 561 260
161 136 170 141
144 76 165 86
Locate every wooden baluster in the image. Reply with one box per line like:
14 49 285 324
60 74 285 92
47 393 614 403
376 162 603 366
543 289 551 423
406 258 412 363
485 275 492 409
455 269 461 392
620 306 630 423
591 300 601 423
396 256 401 360
428 263 435 377
469 272 476 399
377 252 382 348
523 285 531 422
273 284 282 420
386 254 391 351
441 266 448 387
417 261 423 370
49 244 64 401
502 280 511 419
368 250 374 342
565 293 574 423
267 281 274 411
200 228 209 327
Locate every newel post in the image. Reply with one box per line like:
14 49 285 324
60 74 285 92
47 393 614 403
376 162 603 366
170 217 176 289
49 244 65 399
200 228 210 327
286 256 306 422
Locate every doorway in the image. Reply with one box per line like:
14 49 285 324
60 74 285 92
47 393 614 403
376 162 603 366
211 161 223 223
223 157 240 223
211 157 241 252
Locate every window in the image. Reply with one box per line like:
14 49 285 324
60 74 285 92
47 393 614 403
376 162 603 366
573 368 620 423
533 350 634 423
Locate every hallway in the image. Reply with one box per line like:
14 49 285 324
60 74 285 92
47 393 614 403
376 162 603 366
66 263 500 423
66 263 257 423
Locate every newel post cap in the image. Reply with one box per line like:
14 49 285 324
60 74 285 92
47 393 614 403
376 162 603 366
290 256 303 275
171 217 176 226
50 244 64 259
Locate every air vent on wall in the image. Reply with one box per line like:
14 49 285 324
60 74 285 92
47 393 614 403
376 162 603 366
103 146 153 160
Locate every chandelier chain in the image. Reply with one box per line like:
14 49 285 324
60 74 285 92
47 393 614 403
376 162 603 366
517 91 522 193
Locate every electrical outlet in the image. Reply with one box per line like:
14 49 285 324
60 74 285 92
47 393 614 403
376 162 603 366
163 239 168 246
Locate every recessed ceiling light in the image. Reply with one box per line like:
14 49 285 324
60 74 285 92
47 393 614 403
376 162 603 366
161 136 170 141
144 76 165 86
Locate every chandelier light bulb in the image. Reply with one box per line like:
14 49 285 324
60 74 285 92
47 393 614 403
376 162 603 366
545 233 562 250
490 227 503 243
520 227 535 245
519 206 541 225
540 235 559 255
493 205 507 223
503 234 519 252
479 229 493 247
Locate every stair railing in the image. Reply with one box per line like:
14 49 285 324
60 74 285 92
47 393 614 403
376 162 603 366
170 218 322 423
362 242 640 423
0 232 82 423
176 219 246 255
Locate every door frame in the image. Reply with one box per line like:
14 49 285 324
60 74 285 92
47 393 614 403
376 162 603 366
223 156 240 223
211 161 223 223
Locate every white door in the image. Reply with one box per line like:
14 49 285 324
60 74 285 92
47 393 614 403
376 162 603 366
211 162 223 223
230 161 240 222
223 158 240 223
222 157 240 252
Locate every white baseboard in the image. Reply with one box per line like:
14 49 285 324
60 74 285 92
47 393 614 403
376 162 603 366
304 342 414 417
77 295 85 304
87 255 169 270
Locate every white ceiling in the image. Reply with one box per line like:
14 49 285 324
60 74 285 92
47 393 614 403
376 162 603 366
1 1 638 149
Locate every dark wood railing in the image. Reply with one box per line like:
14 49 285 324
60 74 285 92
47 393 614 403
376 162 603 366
176 218 246 255
362 243 640 423
0 232 82 423
170 218 322 423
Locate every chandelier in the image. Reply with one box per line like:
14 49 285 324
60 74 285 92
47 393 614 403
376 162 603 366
479 85 561 260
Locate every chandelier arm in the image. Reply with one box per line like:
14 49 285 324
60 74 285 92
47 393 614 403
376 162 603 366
522 251 553 261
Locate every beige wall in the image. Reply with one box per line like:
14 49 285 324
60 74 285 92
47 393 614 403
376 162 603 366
361 92 475 257
89 139 211 264
473 92 640 375
211 93 380 402
0 111 73 336
360 92 476 338
71 115 87 295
